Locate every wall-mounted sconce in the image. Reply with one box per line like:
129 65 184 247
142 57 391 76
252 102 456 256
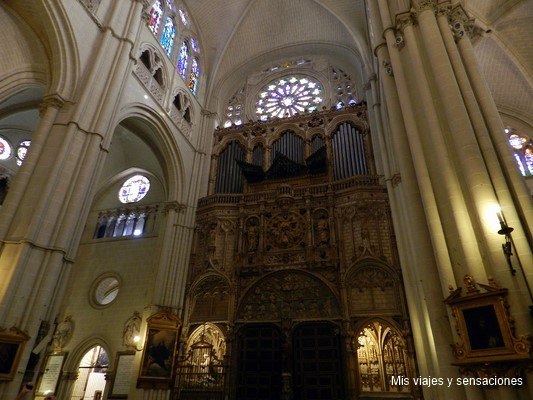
496 209 533 318
496 211 516 275
131 335 144 352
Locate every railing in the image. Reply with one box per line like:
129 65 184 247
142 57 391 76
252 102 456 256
173 363 227 400
93 204 159 239
199 175 382 207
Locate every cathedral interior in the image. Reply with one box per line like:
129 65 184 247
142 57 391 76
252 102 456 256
0 1 532 399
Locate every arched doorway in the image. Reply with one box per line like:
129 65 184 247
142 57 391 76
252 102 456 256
70 346 109 400
235 272 344 399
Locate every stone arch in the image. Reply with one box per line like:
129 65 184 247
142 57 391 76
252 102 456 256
185 322 227 361
63 336 112 371
345 260 401 316
237 270 341 322
353 318 413 394
113 104 186 203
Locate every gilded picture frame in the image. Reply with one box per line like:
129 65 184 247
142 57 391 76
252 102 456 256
0 327 30 381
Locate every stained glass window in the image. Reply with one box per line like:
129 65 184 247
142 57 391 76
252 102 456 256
189 58 199 94
178 9 188 25
190 38 199 53
160 17 175 56
0 136 12 160
165 0 173 10
506 128 533 177
255 76 323 121
177 40 189 78
16 140 31 166
118 175 151 203
149 1 163 34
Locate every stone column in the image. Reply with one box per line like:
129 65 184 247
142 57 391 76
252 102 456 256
0 1 145 397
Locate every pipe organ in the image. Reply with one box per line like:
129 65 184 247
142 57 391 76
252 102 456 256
181 104 421 400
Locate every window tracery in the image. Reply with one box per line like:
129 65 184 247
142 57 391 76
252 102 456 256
506 128 533 176
331 67 357 109
118 175 151 203
256 76 324 121
223 86 245 128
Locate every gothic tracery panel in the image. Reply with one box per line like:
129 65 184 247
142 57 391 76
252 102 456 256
238 272 340 321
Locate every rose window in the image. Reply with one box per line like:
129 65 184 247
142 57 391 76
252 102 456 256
256 76 323 121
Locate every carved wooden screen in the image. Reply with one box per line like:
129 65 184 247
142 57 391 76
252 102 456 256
331 122 367 179
237 324 282 400
215 141 245 193
293 323 344 400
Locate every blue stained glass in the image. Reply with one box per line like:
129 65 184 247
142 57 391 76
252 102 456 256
178 41 189 78
190 38 199 53
189 58 199 94
149 1 163 34
160 17 175 56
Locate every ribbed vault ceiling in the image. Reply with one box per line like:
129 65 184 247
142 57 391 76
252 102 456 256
183 0 369 99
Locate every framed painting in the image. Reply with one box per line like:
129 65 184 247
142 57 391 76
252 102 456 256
445 275 531 365
137 310 181 389
0 327 30 381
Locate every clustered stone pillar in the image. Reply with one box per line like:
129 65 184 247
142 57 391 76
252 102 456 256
365 0 533 399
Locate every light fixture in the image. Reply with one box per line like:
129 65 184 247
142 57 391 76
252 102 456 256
496 211 516 275
129 335 144 351
496 209 533 318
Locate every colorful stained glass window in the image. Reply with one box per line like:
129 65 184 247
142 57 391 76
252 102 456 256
189 58 199 94
16 140 30 166
149 1 163 34
177 40 189 78
165 0 173 10
255 76 323 121
190 38 199 53
178 9 188 25
160 17 175 56
118 175 151 203
506 128 533 177
0 136 12 160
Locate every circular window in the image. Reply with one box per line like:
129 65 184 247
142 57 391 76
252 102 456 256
91 275 121 307
16 140 31 166
256 76 324 121
118 175 151 203
0 137 12 160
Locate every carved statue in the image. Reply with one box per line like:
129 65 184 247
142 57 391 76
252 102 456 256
52 315 74 350
315 216 330 245
123 311 142 348
246 218 260 252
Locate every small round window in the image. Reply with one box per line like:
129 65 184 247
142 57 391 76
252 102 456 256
0 137 12 160
118 175 150 203
92 276 120 307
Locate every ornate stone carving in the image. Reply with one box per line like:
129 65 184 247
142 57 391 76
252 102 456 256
266 212 306 249
52 315 74 350
313 210 330 246
382 60 394 77
123 311 142 349
238 272 340 321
